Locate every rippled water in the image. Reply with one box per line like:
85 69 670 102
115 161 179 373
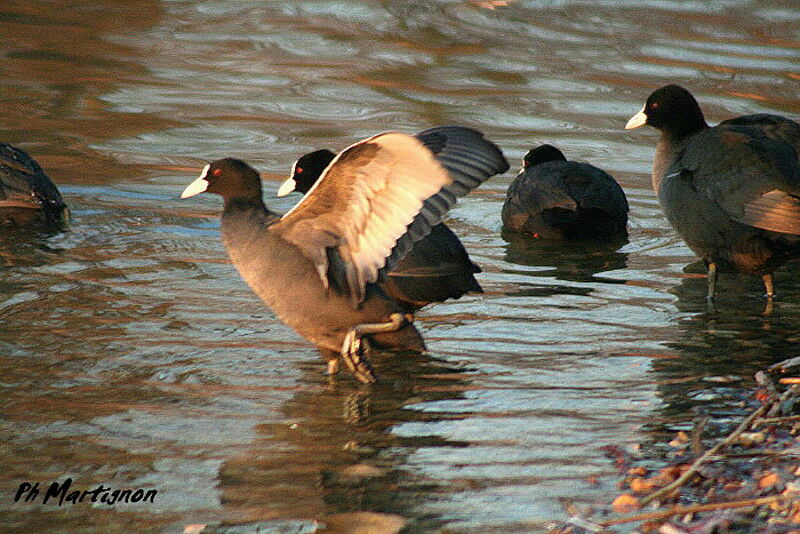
1 1 799 532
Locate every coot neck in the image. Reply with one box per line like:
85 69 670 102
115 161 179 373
220 195 280 235
651 114 708 194
223 194 266 213
660 110 708 145
661 120 708 146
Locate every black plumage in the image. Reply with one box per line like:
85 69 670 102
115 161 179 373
182 127 508 382
279 149 336 198
501 144 628 239
626 84 800 300
0 143 68 227
278 144 484 311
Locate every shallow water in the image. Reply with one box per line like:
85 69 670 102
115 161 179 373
1 1 799 532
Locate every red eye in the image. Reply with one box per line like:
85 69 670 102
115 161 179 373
296 167 303 174
212 168 222 176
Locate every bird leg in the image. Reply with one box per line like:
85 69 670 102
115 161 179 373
763 273 775 299
341 313 412 383
706 262 718 302
762 273 776 316
316 348 342 377
327 359 340 376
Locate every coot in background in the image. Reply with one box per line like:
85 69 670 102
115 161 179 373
0 143 68 228
181 126 508 382
501 144 628 239
277 146 484 311
626 84 800 301
277 149 336 198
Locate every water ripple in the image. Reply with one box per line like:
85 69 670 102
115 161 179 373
2 0 799 532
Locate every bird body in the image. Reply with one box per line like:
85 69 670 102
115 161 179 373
219 199 424 354
381 222 481 309
0 143 67 227
657 123 800 276
501 144 628 239
626 84 800 299
182 127 508 381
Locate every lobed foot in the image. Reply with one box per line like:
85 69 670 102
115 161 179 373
339 313 412 384
341 329 376 383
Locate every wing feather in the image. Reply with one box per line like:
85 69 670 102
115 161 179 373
273 127 508 304
668 124 800 236
273 132 452 303
740 189 800 235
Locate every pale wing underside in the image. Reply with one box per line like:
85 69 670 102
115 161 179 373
273 132 453 303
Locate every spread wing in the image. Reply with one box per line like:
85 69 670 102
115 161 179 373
387 126 507 277
272 127 507 304
667 125 800 235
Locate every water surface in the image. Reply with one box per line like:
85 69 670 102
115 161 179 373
1 1 799 532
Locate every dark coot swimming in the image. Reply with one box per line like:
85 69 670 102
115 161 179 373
626 84 800 301
501 144 628 239
278 147 483 311
0 143 68 227
181 126 508 382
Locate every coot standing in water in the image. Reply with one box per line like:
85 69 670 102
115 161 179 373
181 126 508 382
626 84 800 302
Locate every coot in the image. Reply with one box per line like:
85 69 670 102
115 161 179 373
625 84 800 301
181 127 508 382
501 144 628 239
277 147 483 311
277 149 336 197
0 143 68 227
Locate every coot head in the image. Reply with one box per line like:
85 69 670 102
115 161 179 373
181 158 262 202
522 144 566 169
625 84 707 137
277 149 336 197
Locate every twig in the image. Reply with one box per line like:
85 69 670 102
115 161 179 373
638 405 769 505
639 385 799 506
769 356 800 373
704 447 800 459
754 415 800 425
563 516 607 532
769 385 799 417
690 415 709 456
601 494 795 527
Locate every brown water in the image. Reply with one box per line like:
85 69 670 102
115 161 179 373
1 1 799 532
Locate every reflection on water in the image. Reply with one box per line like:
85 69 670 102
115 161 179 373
219 355 473 532
1 0 799 532
651 261 800 424
504 233 630 283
